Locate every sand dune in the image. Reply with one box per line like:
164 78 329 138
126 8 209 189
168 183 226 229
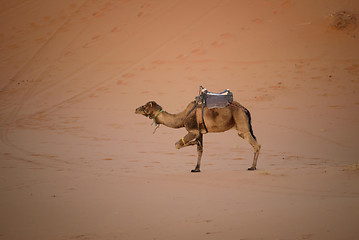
1 0 359 239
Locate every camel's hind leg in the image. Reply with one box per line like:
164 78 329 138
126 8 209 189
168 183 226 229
175 132 203 172
239 132 261 170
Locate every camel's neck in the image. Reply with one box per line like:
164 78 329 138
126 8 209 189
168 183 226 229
156 110 185 129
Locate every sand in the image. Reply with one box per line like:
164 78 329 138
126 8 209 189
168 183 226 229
1 0 359 239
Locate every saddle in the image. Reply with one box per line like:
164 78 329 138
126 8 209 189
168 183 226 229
186 86 234 133
199 87 233 109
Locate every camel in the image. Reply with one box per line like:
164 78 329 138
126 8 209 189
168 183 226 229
135 100 261 172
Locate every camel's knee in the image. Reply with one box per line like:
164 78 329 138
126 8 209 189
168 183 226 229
175 140 183 149
175 138 187 149
175 133 199 149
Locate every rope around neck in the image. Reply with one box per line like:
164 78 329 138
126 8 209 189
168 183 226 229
150 109 163 134
150 109 163 126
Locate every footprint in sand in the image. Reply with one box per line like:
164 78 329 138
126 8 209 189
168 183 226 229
252 18 264 24
64 51 74 56
108 123 122 129
176 54 189 60
328 105 345 109
220 32 233 39
121 73 135 80
191 48 206 55
117 80 127 85
164 152 175 155
283 107 297 110
92 3 112 18
137 11 145 17
211 40 223 47
345 64 359 75
111 26 121 32
83 35 103 48
71 233 97 239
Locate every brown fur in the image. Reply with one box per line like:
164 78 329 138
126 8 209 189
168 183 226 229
135 101 261 172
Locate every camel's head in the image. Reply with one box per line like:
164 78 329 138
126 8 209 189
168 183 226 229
135 101 162 118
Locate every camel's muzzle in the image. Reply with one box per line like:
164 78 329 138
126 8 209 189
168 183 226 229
135 105 146 115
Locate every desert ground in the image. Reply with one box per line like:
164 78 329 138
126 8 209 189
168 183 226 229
1 0 359 239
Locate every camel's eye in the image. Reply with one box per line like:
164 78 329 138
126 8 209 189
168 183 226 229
143 104 150 114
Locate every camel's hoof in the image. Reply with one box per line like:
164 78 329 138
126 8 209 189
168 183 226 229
191 169 201 173
248 167 256 171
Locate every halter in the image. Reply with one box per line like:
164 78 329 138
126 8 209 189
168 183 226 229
148 109 163 126
148 109 163 134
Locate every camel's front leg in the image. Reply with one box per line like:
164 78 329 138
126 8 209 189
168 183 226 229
175 132 203 172
175 132 197 149
191 133 203 173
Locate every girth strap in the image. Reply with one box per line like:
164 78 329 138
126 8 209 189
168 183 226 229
201 97 208 133
184 96 209 134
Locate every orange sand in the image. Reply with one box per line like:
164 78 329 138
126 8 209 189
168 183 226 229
1 1 359 239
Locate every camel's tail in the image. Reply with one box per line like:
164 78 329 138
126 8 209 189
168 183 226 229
246 109 257 141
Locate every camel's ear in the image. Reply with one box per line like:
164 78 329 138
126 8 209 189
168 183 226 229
145 102 151 108
147 101 156 107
